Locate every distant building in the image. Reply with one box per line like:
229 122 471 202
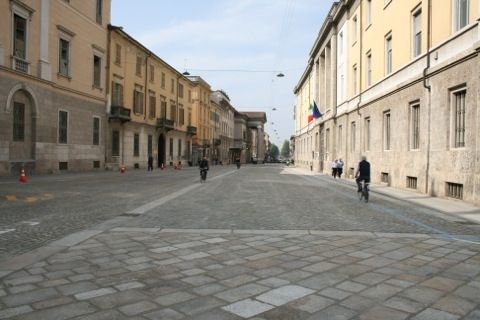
241 112 267 164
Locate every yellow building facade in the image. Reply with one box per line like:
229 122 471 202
295 0 480 205
0 0 111 174
188 76 212 163
107 26 195 169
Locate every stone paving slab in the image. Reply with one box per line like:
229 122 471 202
0 229 479 319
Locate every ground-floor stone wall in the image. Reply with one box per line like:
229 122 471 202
0 72 106 175
295 52 480 205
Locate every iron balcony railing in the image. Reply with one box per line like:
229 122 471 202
109 106 131 122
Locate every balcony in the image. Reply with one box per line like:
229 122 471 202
156 118 175 131
213 139 221 146
202 140 211 148
12 56 29 73
109 106 131 122
187 126 197 136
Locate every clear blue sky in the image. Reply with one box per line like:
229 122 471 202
112 1 333 148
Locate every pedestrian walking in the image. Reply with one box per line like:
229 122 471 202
337 158 344 178
331 159 338 178
147 154 153 171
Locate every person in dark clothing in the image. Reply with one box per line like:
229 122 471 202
355 156 371 192
199 156 209 181
147 155 154 171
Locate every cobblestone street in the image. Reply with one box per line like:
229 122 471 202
0 165 479 319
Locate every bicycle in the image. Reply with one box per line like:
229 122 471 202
358 180 369 203
200 168 208 183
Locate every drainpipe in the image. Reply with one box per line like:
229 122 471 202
423 0 432 194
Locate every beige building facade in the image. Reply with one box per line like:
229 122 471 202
188 76 212 164
106 26 195 169
211 90 235 164
0 0 111 174
294 0 480 205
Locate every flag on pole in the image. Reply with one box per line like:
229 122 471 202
307 103 314 123
312 101 322 119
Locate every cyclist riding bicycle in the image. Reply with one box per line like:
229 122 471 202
199 156 209 181
355 156 371 192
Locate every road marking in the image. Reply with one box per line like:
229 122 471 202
0 229 15 235
25 197 38 203
22 221 40 226
6 195 17 201
126 170 235 214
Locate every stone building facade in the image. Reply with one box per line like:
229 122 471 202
106 26 195 170
294 0 480 205
0 0 111 174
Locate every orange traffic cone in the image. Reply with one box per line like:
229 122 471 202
19 167 27 183
120 164 126 174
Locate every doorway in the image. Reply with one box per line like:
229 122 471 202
158 134 165 167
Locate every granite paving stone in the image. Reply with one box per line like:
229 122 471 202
154 291 196 306
21 302 97 320
175 296 225 316
359 305 409 320
222 298 275 318
144 308 185 320
410 308 460 320
256 285 315 306
2 287 59 307
118 300 158 316
288 294 335 313
215 283 269 303
74 287 116 300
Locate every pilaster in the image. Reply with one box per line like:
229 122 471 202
39 0 51 81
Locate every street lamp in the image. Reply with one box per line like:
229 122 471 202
182 70 190 76
276 73 284 77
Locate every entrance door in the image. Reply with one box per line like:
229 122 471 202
158 134 165 167
10 90 35 161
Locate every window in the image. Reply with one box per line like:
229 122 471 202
412 9 422 57
149 92 156 118
179 83 184 98
133 133 139 157
366 52 372 86
169 138 174 157
112 82 123 106
161 72 165 88
148 135 152 156
150 65 154 82
326 128 330 154
96 0 102 24
385 34 392 75
13 14 27 59
170 100 176 121
93 117 100 145
160 95 167 118
133 86 144 114
171 79 175 94
136 56 142 76
454 0 469 31
446 182 463 199
112 130 120 156
410 102 420 149
351 122 356 152
452 89 466 148
13 102 25 141
352 16 358 43
188 90 192 102
364 117 371 151
178 140 182 157
93 55 101 87
338 125 342 152
353 65 358 95
188 111 192 126
115 43 121 65
339 32 343 56
59 38 70 76
179 105 185 125
366 0 372 26
384 111 391 150
58 110 68 144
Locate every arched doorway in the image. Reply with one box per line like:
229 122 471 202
158 134 165 167
7 88 37 173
